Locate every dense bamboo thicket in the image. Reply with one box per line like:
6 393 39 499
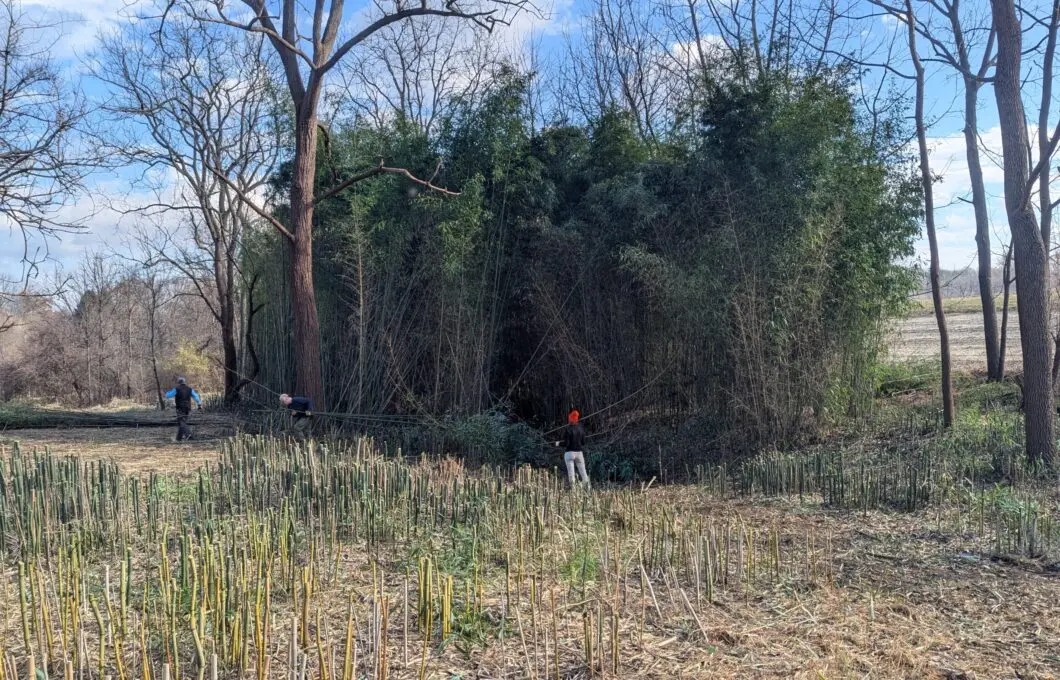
0 426 1055 679
247 68 919 464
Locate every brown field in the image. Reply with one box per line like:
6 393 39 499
0 411 234 475
0 427 218 475
889 311 1023 371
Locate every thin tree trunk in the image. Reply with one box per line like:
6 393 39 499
992 0 1055 467
356 236 366 413
907 0 954 426
289 113 325 411
999 239 1013 377
148 280 165 411
1039 0 1060 251
1041 2 1060 386
234 274 263 395
216 211 242 404
1051 330 1060 384
941 0 1001 379
964 81 1001 380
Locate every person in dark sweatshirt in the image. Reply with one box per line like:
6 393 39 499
559 409 590 488
279 393 313 436
165 377 202 442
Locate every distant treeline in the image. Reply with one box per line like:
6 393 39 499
921 267 1010 299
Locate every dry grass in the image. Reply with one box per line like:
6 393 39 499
907 295 1016 317
0 413 234 475
578 494 1060 679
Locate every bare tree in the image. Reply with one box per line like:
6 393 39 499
94 18 283 403
335 15 498 134
660 0 854 81
1033 1 1060 253
0 0 95 285
166 0 537 410
591 0 673 142
991 0 1055 467
907 0 955 427
57 254 123 404
1026 0 1060 387
554 0 678 140
908 0 1001 380
885 1 956 425
864 0 954 425
142 271 171 410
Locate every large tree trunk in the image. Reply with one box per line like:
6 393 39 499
907 0 954 426
992 0 1055 467
216 229 242 404
289 112 325 411
964 80 1001 380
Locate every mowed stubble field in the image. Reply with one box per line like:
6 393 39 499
889 309 1022 371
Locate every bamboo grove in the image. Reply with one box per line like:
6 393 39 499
243 66 920 460
0 430 1055 679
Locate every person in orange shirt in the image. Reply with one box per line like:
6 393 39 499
558 409 590 488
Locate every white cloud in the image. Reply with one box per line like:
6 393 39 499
925 125 1006 206
920 122 1060 270
22 0 134 59
669 35 728 68
918 125 1012 269
0 169 189 283
503 0 575 39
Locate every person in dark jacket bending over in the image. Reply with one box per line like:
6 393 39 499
165 377 202 442
279 394 313 436
559 409 590 488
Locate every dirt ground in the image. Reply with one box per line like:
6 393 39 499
666 496 1060 679
0 421 225 475
888 312 1023 371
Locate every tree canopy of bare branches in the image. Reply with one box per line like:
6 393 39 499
335 13 500 135
93 16 284 402
0 0 95 286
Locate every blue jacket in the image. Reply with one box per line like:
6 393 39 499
165 386 202 406
286 396 312 419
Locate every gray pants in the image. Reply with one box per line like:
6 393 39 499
175 409 191 441
564 451 590 487
292 416 311 439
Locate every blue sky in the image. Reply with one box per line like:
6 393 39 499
0 0 1032 283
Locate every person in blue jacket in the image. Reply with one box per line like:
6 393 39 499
279 393 313 437
165 377 202 441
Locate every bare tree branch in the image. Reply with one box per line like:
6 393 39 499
0 0 98 288
95 15 285 401
315 159 459 206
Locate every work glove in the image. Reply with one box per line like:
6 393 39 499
197 404 202 410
